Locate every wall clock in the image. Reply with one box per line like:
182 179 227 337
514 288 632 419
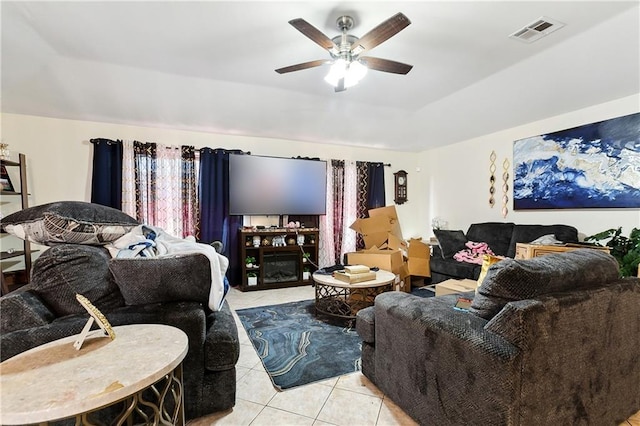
394 170 408 205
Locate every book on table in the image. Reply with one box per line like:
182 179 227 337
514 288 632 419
333 265 376 283
344 264 371 274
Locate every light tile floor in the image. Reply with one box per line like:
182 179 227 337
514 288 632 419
188 285 640 426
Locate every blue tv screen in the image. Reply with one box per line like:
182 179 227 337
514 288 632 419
229 154 327 216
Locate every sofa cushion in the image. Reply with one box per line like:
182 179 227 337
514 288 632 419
433 229 468 258
466 222 515 256
30 244 125 317
506 224 579 258
109 254 212 306
0 290 56 334
1 201 138 246
430 256 481 280
469 249 620 320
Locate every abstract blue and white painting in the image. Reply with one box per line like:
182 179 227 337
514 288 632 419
513 112 640 209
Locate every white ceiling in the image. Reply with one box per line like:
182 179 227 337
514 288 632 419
1 1 639 152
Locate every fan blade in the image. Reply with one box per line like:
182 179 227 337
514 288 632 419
275 59 329 74
289 18 339 53
362 57 413 74
351 12 411 54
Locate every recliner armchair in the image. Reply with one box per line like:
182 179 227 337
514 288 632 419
356 249 640 425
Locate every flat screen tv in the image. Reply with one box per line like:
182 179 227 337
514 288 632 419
229 154 327 216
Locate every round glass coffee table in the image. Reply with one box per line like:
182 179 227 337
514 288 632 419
312 270 396 320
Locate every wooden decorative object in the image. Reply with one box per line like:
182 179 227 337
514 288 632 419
394 170 408 205
502 158 510 218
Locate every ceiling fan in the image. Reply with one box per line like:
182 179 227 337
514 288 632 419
276 12 413 92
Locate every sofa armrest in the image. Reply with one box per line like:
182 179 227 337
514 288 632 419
355 306 375 343
204 301 239 371
371 292 522 424
0 289 56 334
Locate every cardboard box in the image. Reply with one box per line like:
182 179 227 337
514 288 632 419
346 249 404 275
350 205 403 249
347 205 430 293
405 238 431 277
434 279 477 296
346 249 412 293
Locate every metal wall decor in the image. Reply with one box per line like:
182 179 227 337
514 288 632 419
489 151 496 207
502 158 510 218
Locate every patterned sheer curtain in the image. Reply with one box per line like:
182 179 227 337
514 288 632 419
331 160 345 260
120 140 199 238
319 160 359 267
341 161 358 257
319 163 336 267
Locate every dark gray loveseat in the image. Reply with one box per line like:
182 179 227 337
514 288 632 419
0 202 239 420
356 249 640 425
430 222 579 283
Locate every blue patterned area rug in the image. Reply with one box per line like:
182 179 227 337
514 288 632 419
235 299 362 390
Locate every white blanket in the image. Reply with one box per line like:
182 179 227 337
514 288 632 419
106 225 229 311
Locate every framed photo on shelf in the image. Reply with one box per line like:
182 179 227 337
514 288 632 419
0 165 14 192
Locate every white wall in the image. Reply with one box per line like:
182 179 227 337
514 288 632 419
0 113 423 239
419 94 640 240
2 92 638 248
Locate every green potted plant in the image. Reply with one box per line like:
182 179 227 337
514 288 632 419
303 266 311 281
302 252 311 263
585 227 640 277
245 256 256 268
247 272 258 286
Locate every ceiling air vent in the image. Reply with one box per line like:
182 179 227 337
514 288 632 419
509 16 565 43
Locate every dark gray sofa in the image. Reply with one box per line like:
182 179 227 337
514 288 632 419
0 202 239 420
430 222 579 283
357 249 640 425
0 246 239 420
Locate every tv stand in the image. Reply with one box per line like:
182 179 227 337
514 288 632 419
238 228 319 291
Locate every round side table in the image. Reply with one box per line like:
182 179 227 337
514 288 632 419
0 324 188 425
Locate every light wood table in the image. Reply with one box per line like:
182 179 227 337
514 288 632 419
0 324 188 425
515 243 609 259
312 270 396 320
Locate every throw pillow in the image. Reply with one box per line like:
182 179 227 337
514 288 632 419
1 201 138 246
30 244 125 317
108 254 212 306
476 254 504 291
433 229 468 259
469 249 620 320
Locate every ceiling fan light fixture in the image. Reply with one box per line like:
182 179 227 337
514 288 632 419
324 59 347 86
345 60 368 88
324 59 368 88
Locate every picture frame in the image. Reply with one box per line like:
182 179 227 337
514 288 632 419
513 112 640 209
0 165 14 192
